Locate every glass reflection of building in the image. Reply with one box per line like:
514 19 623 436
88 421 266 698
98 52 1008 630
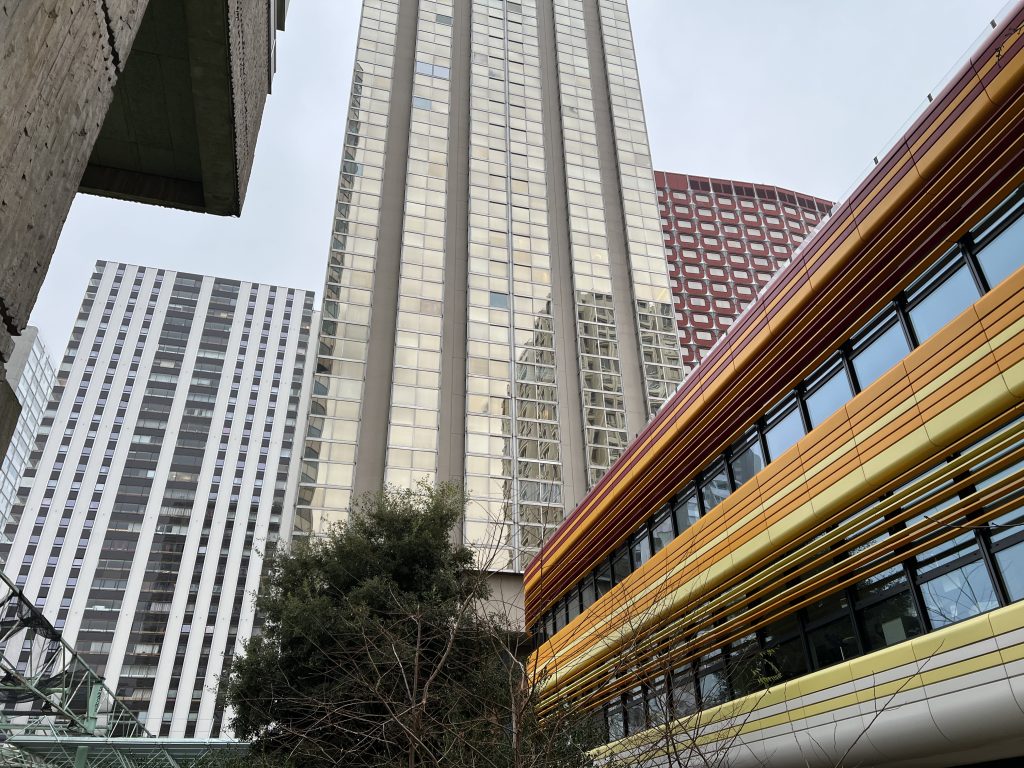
298 0 683 574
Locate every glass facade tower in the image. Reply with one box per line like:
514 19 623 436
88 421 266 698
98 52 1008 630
298 0 683 574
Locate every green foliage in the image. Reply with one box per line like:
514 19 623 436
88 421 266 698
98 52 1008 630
223 482 592 768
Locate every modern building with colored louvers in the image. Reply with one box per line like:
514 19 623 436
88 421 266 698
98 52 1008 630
0 261 315 738
298 0 684 591
526 6 1024 766
655 173 832 371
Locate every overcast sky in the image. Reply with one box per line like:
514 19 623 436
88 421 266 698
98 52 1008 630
32 0 1010 359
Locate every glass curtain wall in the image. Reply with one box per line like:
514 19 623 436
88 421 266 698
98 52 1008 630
297 1 399 533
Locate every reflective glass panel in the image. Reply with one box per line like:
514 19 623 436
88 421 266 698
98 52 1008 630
730 439 765 488
765 637 808 683
764 406 805 459
851 322 910 390
908 263 980 343
625 687 645 735
631 529 652 569
995 541 1024 601
595 561 612 598
977 210 1024 288
607 701 625 742
673 490 699 535
805 367 854 428
581 574 596 610
859 591 923 651
697 665 729 708
670 668 697 717
919 561 998 628
566 588 580 623
646 676 669 725
700 463 730 514
651 511 674 554
807 616 858 669
611 547 631 584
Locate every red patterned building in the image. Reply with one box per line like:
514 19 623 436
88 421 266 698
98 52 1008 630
656 172 833 371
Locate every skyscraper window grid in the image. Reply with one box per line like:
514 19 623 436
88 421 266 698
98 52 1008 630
296 0 400 534
554 0 632 488
298 0 683 579
0 262 314 738
0 329 56 543
384 0 455 490
597 0 684 413
463 0 563 571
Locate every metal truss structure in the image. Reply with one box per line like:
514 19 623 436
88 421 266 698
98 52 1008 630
0 570 244 767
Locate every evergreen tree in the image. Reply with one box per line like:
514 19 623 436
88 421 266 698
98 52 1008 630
221 482 593 768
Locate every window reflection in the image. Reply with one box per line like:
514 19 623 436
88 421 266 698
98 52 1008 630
670 669 697 717
807 616 858 668
673 491 699 535
851 322 910 390
631 530 652 569
995 541 1024 601
976 209 1024 288
729 439 765 488
804 367 853 428
700 463 730 514
907 263 979 343
651 511 674 554
919 562 998 628
611 547 630 584
859 592 923 652
764 406 805 459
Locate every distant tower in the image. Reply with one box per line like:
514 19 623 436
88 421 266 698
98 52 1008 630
0 261 316 738
298 0 684 583
0 327 56 543
655 172 832 372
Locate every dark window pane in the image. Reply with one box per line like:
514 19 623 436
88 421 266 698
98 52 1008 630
544 612 555 638
919 561 998 628
607 701 625 742
730 439 765 489
977 209 1024 288
595 562 612 598
670 668 697 717
631 529 652 569
851 322 910 390
764 407 804 459
915 526 980 576
651 511 674 554
807 616 859 669
727 634 763 696
581 575 596 610
566 588 580 623
763 637 808 683
995 540 1024 601
700 464 730 514
908 264 980 343
673 490 699 535
805 590 849 626
762 613 801 645
698 666 729 708
859 591 923 651
805 367 854 428
552 603 563 633
611 547 631 584
646 676 669 725
625 687 645 735
985 492 1024 550
853 563 908 604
